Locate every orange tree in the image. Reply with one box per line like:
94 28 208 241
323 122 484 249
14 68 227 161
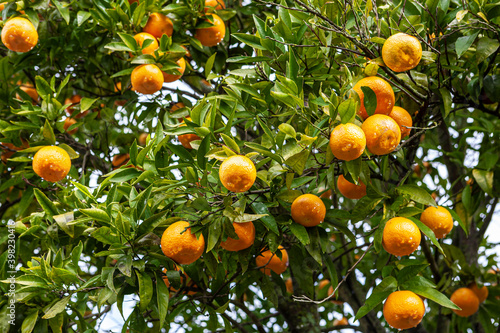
0 0 499 332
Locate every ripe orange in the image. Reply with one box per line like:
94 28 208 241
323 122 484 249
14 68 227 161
64 118 78 135
353 76 395 120
163 57 186 83
171 102 185 112
318 279 330 291
285 278 293 293
419 206 454 239
17 82 38 102
327 285 343 304
1 139 29 163
383 290 425 329
161 221 205 265
65 95 89 119
468 283 488 303
329 123 366 161
361 114 401 155
382 33 422 72
220 221 255 251
178 117 201 149
32 146 71 182
256 245 289 275
320 189 332 199
382 217 421 256
138 133 148 146
162 267 197 295
389 106 413 138
143 13 173 39
219 155 256 192
131 64 164 95
291 194 326 227
112 153 129 169
337 175 366 199
1 17 38 52
333 317 348 326
195 14 226 47
0 3 4 12
450 287 480 317
204 0 225 11
132 32 158 55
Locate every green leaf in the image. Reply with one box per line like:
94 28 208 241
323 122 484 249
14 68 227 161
21 310 38 333
35 76 53 98
34 188 58 216
226 56 270 63
136 271 153 311
337 99 357 124
42 296 70 319
409 217 444 255
52 0 70 24
207 218 222 252
396 185 437 207
232 33 267 50
396 264 429 285
289 222 310 245
251 202 279 235
91 227 120 244
285 149 310 175
205 52 217 78
360 86 377 117
409 285 460 309
439 88 452 117
220 133 240 153
278 123 296 138
476 37 500 64
354 276 397 321
80 97 98 113
43 120 56 145
234 213 267 223
156 272 169 328
455 32 479 58
80 208 111 223
472 169 494 196
77 11 91 26
136 211 168 238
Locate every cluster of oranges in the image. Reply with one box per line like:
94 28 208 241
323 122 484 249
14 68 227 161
129 0 227 95
450 283 488 318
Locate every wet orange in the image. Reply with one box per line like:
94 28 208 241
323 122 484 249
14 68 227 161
32 146 71 182
382 33 422 72
362 114 401 155
205 0 225 11
450 287 480 317
468 282 488 303
329 123 366 161
132 32 158 55
382 217 421 256
337 175 367 200
195 14 225 47
219 155 256 192
389 106 413 138
1 17 38 52
383 290 425 329
353 76 395 120
420 206 454 239
256 245 289 275
63 118 78 135
143 13 173 39
291 194 326 227
131 64 163 95
163 57 186 83
220 221 255 251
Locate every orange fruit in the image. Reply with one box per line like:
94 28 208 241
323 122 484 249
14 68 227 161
389 106 412 138
450 287 480 317
285 278 293 293
291 194 326 227
17 82 38 102
161 221 205 265
468 282 488 303
256 245 288 276
112 153 130 168
382 217 421 256
337 175 367 199
333 317 348 326
163 57 186 83
132 32 158 55
318 279 330 291
419 206 453 239
1 139 29 163
382 33 422 73
138 133 148 146
219 155 256 192
204 0 225 11
362 114 401 155
0 3 4 12
1 17 38 52
131 64 164 95
32 146 71 182
63 118 78 135
329 123 366 161
171 102 185 112
320 189 332 199
178 117 201 149
195 14 225 47
383 290 425 329
162 267 197 295
327 285 343 304
143 13 173 39
220 221 255 251
64 95 89 119
353 76 395 120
